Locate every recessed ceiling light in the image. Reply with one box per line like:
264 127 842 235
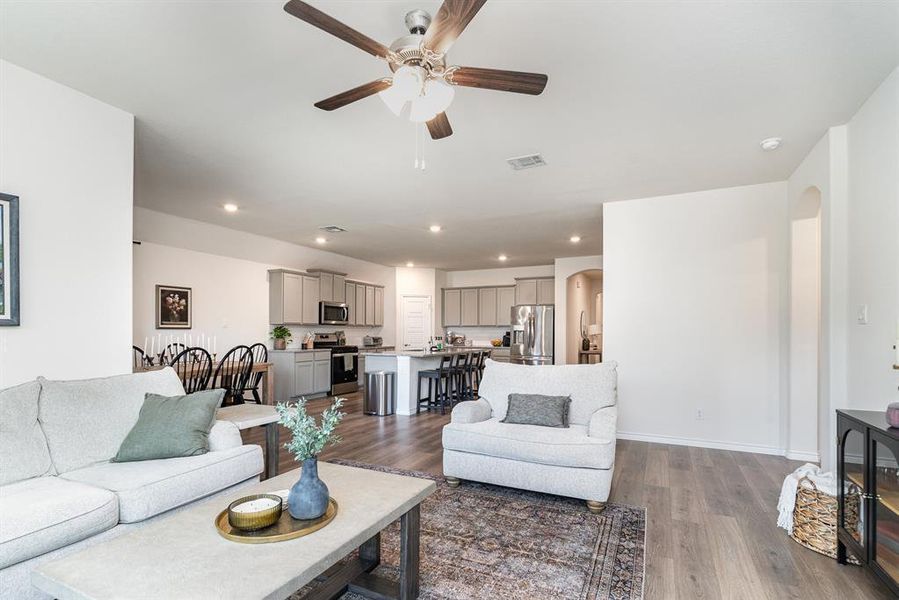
570 235 581 243
498 254 508 262
223 203 238 213
315 237 327 244
760 137 782 151
429 225 442 233
406 262 415 267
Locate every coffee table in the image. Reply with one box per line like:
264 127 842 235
32 462 436 600
217 404 280 480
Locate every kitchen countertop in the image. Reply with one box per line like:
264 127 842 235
361 347 508 358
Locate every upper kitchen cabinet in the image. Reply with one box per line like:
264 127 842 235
460 289 479 326
497 286 515 326
345 282 356 323
478 287 497 326
515 277 554 305
301 275 320 325
269 270 304 324
537 278 555 304
443 289 461 326
354 283 366 326
269 269 320 325
309 269 347 304
374 287 384 327
364 285 375 326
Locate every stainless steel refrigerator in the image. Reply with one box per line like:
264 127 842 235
510 305 554 365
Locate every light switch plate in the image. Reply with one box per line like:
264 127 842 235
857 304 869 324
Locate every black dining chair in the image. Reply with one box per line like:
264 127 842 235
169 347 213 394
241 343 268 404
132 346 153 371
212 345 254 406
160 343 187 365
450 352 475 403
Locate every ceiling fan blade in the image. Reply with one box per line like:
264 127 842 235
427 112 453 140
423 0 487 56
284 0 391 60
314 79 391 111
447 66 548 95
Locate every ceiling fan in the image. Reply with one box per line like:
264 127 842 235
283 0 548 140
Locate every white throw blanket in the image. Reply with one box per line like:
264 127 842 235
776 463 837 534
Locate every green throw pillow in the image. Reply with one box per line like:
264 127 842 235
113 390 224 462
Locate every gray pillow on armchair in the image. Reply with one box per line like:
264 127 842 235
501 393 571 428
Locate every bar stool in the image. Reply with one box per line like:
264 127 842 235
451 352 474 403
462 352 482 400
472 350 491 395
417 355 454 415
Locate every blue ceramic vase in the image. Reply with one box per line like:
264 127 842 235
287 457 329 520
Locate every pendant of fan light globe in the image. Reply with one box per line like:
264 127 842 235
408 78 455 123
378 65 427 116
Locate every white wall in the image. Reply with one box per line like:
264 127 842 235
133 208 395 353
0 61 134 386
845 67 899 413
603 182 789 454
554 256 603 365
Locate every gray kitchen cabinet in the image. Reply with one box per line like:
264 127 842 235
478 287 497 326
319 272 334 302
345 282 356 324
374 287 384 326
333 275 346 303
496 286 515 326
515 279 538 304
313 355 331 394
490 348 511 363
460 289 479 326
443 289 461 326
364 285 375 326
294 361 314 397
301 275 320 324
355 283 366 326
269 270 303 325
537 278 555 304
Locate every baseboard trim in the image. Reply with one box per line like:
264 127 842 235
617 430 784 457
785 450 820 462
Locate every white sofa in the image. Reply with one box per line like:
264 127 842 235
0 368 264 599
442 359 617 512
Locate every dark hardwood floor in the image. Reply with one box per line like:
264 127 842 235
242 392 893 600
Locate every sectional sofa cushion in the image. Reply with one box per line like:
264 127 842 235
114 389 224 463
38 368 186 474
61 445 263 523
477 360 617 425
0 380 54 486
0 477 118 569
442 418 615 470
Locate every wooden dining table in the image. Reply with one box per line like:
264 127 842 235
135 361 275 405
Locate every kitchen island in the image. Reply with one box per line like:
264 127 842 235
361 348 504 415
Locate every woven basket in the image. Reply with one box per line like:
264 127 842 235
789 475 860 564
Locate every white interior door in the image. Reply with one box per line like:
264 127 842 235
401 296 432 350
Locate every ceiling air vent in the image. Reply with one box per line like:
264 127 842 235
318 225 347 233
506 153 546 171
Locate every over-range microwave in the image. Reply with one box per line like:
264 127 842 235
319 301 349 325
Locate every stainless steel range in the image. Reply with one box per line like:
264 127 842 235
313 332 359 395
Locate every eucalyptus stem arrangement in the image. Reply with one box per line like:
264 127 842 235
276 397 346 520
276 397 345 461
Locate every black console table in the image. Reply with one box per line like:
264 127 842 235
836 409 899 596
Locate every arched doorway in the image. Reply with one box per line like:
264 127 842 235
565 270 603 364
789 186 823 461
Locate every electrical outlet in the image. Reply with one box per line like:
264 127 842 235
695 409 704 420
857 304 869 324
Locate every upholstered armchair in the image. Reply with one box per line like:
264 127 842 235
441 360 618 513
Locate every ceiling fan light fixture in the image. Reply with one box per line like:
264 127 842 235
391 65 426 102
378 84 408 117
408 79 455 123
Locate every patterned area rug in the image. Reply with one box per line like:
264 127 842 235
290 460 645 600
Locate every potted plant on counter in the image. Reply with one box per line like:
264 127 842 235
270 325 292 350
276 397 345 520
